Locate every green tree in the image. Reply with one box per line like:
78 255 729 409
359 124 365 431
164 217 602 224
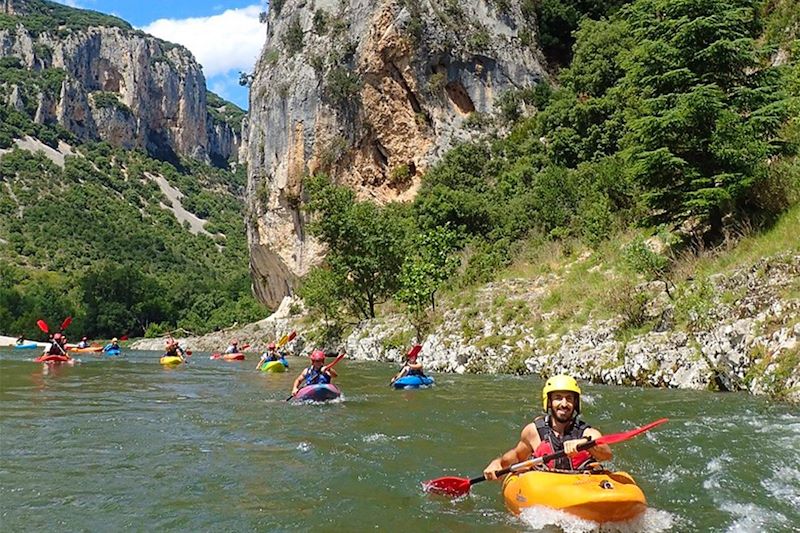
620 0 788 234
396 226 460 339
305 175 409 319
80 263 167 337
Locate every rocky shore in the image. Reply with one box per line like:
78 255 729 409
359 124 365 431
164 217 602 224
133 254 800 402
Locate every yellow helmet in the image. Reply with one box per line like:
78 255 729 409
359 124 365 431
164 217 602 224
542 374 581 413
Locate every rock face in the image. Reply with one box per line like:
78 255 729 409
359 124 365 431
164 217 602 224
146 253 800 402
338 254 800 402
0 0 240 162
245 0 548 306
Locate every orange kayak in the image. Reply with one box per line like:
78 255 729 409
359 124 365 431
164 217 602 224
68 346 103 353
502 469 646 523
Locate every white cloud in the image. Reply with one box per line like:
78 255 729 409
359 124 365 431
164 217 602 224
141 5 265 78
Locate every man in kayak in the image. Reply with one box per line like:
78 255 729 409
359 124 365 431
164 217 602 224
255 342 279 369
43 333 68 356
290 349 338 396
103 338 120 353
77 336 91 349
483 375 612 479
389 348 426 385
224 339 240 354
164 338 186 359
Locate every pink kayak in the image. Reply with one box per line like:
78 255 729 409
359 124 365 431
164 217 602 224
293 384 341 402
35 354 71 364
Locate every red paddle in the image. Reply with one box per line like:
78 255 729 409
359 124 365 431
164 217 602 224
323 351 346 373
36 319 71 355
423 418 669 497
407 344 422 358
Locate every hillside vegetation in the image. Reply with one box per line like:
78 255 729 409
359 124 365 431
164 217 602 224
299 0 799 344
0 2 262 341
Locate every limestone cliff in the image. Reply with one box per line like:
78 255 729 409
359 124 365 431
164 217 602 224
245 0 548 306
0 0 240 163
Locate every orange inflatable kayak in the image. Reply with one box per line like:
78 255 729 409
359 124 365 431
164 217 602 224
502 469 646 523
68 346 103 353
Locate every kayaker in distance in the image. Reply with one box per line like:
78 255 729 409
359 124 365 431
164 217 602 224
224 339 240 354
103 337 120 353
483 375 612 480
290 349 338 397
77 336 91 349
164 338 186 359
390 348 426 385
255 342 279 369
16 334 25 345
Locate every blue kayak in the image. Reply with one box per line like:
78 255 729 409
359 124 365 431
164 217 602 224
14 343 38 350
392 375 435 389
104 348 121 356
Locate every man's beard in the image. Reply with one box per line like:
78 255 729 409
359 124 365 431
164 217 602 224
552 409 574 423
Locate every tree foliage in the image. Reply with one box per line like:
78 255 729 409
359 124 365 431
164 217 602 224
305 175 409 319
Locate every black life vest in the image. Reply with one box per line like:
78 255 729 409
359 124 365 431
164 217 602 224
533 415 592 470
404 364 425 377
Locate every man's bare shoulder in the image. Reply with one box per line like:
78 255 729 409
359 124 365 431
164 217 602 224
520 422 540 443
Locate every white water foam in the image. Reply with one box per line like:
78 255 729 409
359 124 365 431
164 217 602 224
362 433 411 443
720 502 789 533
760 466 800 513
296 442 311 453
702 454 733 490
518 506 674 533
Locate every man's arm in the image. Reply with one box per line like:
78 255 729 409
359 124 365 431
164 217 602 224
483 424 538 480
563 427 612 461
291 369 307 394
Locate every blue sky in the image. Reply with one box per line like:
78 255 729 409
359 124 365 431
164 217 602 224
54 1 269 109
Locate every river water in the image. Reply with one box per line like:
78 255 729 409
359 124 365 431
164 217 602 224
1 349 798 532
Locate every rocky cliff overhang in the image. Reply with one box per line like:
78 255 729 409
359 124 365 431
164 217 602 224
245 0 548 306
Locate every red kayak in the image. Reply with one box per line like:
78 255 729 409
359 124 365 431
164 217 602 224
35 354 71 364
210 352 245 361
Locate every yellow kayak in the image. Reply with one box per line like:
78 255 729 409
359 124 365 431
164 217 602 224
160 355 184 365
502 469 646 523
260 360 288 373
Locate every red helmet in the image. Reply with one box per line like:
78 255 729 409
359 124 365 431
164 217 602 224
268 342 276 350
53 333 63 341
310 349 325 362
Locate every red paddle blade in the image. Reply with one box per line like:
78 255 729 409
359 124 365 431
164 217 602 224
407 344 422 358
210 353 222 359
60 316 73 331
287 330 297 341
422 476 471 497
37 319 49 333
120 335 129 341
596 418 669 446
323 353 345 372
